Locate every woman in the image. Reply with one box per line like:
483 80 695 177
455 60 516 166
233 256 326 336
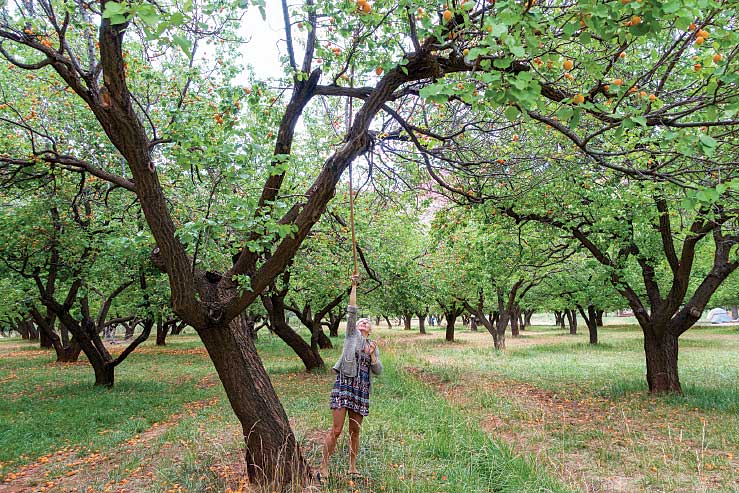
318 275 382 481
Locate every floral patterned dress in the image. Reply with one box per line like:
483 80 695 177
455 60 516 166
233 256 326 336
329 340 372 416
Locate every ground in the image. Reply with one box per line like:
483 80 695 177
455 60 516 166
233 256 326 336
1 320 738 492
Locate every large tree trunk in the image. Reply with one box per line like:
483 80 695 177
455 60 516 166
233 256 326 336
328 310 341 337
565 309 577 334
311 322 333 350
383 315 392 329
403 313 412 331
643 329 681 394
16 319 38 340
40 328 53 348
595 309 604 327
553 310 564 329
493 312 508 350
31 309 82 362
523 309 534 329
156 319 168 345
469 315 478 332
731 306 738 320
510 306 521 337
444 311 457 342
124 323 135 340
197 315 310 486
577 304 598 345
262 295 324 372
417 313 427 334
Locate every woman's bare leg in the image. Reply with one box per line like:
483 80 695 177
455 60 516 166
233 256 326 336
347 410 364 474
320 408 347 476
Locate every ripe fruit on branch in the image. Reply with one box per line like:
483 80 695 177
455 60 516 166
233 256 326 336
443 10 453 22
630 15 641 25
356 0 371 13
572 93 585 104
695 36 705 45
713 53 722 63
563 59 574 70
694 63 702 71
613 78 623 86
648 93 656 101
375 66 383 75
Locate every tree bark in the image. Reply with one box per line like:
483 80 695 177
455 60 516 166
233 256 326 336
510 306 521 337
523 309 534 329
156 318 168 345
124 323 135 340
643 329 680 393
731 306 738 320
403 313 412 331
417 313 427 334
595 309 604 327
197 315 310 486
328 310 341 337
469 315 478 332
30 309 82 362
383 315 392 329
312 322 333 350
554 310 565 329
262 295 324 372
565 309 577 334
172 320 187 335
577 304 598 345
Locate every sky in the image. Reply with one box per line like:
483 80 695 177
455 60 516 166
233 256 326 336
239 3 289 80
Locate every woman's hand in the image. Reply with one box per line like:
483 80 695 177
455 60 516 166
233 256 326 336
364 340 377 355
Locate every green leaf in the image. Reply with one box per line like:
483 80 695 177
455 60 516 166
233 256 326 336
504 106 520 122
102 1 124 17
699 133 717 148
172 35 193 57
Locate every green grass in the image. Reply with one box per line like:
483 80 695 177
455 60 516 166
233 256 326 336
391 323 739 492
0 331 571 492
0 339 224 474
4 322 738 492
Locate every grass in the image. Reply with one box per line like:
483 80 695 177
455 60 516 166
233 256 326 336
390 323 739 492
0 330 571 492
2 321 738 492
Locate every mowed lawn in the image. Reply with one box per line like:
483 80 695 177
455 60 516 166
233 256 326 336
0 321 737 492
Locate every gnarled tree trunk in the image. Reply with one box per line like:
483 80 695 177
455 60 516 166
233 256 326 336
197 314 310 486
